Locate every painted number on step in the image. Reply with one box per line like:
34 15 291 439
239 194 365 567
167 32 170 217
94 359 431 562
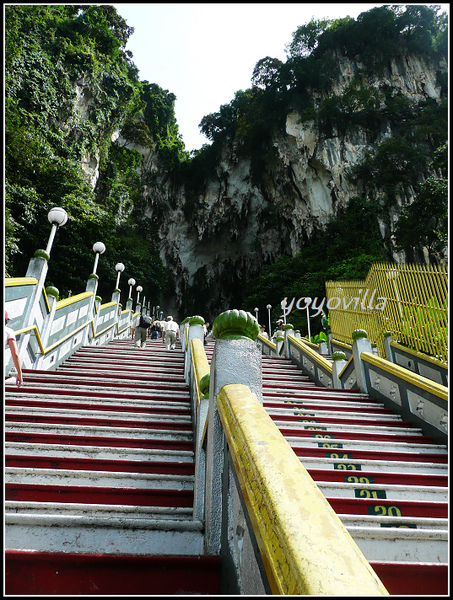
368 505 402 516
345 475 374 484
326 452 353 459
355 489 387 499
334 463 362 470
318 442 343 448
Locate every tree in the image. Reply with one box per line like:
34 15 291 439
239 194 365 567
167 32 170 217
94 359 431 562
251 56 285 91
393 173 448 262
285 18 333 58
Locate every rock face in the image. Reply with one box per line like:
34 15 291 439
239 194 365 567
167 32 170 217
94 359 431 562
129 51 447 319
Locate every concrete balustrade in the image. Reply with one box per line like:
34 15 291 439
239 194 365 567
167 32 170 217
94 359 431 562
191 310 390 595
4 254 137 374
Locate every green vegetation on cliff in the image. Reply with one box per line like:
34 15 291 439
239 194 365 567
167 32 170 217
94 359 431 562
4 5 179 303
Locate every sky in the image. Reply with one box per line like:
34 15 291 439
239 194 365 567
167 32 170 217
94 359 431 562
113 3 449 152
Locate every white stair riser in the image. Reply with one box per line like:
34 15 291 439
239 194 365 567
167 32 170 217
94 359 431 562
316 481 447 501
5 467 194 489
5 501 193 520
5 442 194 462
6 393 190 408
6 406 192 423
285 437 447 454
349 528 448 562
5 518 204 555
298 456 448 475
339 515 448 530
5 422 192 440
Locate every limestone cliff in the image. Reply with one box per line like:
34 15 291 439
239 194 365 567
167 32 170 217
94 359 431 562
125 50 447 319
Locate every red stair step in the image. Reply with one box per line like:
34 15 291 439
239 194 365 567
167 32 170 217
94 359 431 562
292 445 447 463
6 413 192 431
5 483 194 507
370 562 448 596
275 427 434 444
6 431 194 451
5 455 195 475
327 496 447 518
307 468 447 487
4 386 189 402
12 377 187 391
5 551 221 595
5 397 190 415
273 413 417 428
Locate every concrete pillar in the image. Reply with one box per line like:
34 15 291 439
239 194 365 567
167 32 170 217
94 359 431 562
84 276 99 344
283 324 294 359
184 316 205 381
351 330 372 393
204 310 260 555
17 255 49 361
34 292 58 369
384 332 394 362
331 352 347 389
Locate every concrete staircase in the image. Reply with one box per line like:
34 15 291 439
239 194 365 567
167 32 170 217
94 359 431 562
4 336 448 595
4 338 221 595
261 353 448 596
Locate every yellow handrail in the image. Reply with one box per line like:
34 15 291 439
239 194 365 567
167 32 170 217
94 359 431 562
288 334 333 373
55 291 92 309
361 351 448 403
4 277 38 286
217 384 388 595
14 322 93 355
190 338 210 404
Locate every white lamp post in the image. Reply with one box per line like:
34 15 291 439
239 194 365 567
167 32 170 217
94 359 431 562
128 278 136 299
266 304 272 337
45 207 68 255
92 242 106 275
254 307 259 323
136 285 143 307
114 262 125 290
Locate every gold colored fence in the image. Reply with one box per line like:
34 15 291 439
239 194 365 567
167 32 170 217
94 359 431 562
325 263 448 363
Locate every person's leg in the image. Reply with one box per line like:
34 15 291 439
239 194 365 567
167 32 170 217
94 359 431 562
165 330 175 350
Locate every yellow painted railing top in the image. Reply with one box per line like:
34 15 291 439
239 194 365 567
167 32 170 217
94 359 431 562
5 277 38 287
217 383 388 596
55 291 93 309
288 334 333 373
190 337 210 404
361 351 448 403
99 301 118 311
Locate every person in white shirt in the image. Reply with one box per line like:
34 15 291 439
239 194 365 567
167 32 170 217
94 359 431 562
162 316 180 350
260 325 269 339
5 311 23 387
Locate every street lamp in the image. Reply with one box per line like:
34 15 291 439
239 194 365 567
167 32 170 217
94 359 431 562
45 207 68 255
266 304 272 337
92 242 106 276
136 285 143 307
114 262 125 290
128 278 136 299
254 307 259 323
